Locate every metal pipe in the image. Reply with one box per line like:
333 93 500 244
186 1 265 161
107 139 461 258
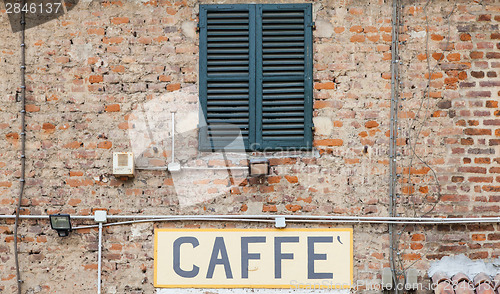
171 112 175 163
2 214 500 223
14 4 27 294
97 222 103 294
135 166 249 171
181 166 248 170
70 217 500 231
389 0 402 290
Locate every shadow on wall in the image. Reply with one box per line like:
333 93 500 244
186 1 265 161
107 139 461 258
127 86 249 208
3 0 79 32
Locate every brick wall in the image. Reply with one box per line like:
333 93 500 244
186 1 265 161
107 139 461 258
0 0 499 293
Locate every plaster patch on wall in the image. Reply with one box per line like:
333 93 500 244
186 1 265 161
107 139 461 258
428 254 500 278
181 21 197 40
409 30 426 39
69 44 93 62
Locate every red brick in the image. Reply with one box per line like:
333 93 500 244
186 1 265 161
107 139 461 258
486 100 498 108
25 104 40 112
42 123 55 130
464 128 491 136
68 198 82 206
103 37 124 44
349 8 363 15
111 17 129 24
262 205 277 212
285 204 302 212
66 179 93 187
313 139 343 147
87 28 105 35
350 34 365 42
447 53 461 61
349 25 363 33
460 33 471 41
478 14 491 21
105 104 120 112
167 83 181 91
63 141 83 149
314 82 335 90
111 65 125 73
458 167 487 174
97 141 112 149
284 175 299 184
89 75 103 83
483 186 500 192
365 121 379 128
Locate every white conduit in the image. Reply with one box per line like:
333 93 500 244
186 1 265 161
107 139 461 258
1 214 500 224
97 222 103 294
135 166 249 170
3 213 499 294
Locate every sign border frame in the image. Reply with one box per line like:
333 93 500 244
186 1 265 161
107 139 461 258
154 228 353 289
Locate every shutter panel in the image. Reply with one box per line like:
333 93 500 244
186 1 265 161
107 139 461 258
199 5 256 151
255 4 313 150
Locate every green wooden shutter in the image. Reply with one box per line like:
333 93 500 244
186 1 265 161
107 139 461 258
255 4 313 151
199 4 256 151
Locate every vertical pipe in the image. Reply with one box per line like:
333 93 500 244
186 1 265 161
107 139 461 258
97 223 103 294
14 2 27 294
171 112 175 163
389 0 401 291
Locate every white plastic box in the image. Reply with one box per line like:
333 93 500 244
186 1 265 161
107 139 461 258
113 152 135 177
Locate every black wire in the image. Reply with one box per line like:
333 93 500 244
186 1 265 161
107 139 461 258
393 0 458 286
14 1 27 293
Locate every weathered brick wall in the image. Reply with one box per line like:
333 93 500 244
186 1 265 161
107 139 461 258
0 0 499 293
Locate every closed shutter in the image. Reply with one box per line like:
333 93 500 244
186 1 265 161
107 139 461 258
256 4 313 150
199 5 256 151
199 4 312 151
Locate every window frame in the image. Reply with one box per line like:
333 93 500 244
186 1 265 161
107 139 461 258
198 3 313 152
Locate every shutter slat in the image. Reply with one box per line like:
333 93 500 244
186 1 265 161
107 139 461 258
208 37 249 42
262 12 304 18
263 101 304 106
208 25 249 30
208 95 249 99
263 124 303 129
207 20 249 24
262 19 304 24
208 12 249 18
208 107 250 112
263 60 304 65
207 49 249 54
262 25 304 30
208 119 248 124
263 54 304 59
263 130 304 135
207 43 249 48
262 30 304 36
208 31 249 36
207 113 249 118
263 118 304 123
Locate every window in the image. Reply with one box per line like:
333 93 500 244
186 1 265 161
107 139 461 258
198 4 313 151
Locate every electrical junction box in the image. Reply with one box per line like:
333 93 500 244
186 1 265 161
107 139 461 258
113 152 134 177
94 210 107 223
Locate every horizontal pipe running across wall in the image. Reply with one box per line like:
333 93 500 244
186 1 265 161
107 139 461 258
1 214 500 225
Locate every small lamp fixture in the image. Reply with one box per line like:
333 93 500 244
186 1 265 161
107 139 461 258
249 158 270 177
49 214 72 237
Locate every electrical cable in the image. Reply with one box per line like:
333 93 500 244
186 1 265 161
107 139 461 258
389 0 402 290
4 213 500 223
13 2 27 294
393 0 458 288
